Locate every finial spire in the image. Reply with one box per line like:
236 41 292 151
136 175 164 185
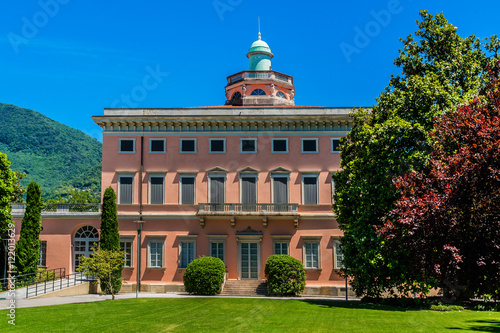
258 17 261 40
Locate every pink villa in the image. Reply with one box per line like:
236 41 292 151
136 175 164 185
13 34 354 295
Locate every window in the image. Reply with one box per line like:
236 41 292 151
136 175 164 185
303 175 318 205
148 239 164 268
209 176 225 204
179 238 196 268
150 138 166 153
241 176 257 204
240 138 257 153
304 240 320 269
272 139 288 153
331 138 341 152
120 239 133 268
210 239 225 263
180 138 196 153
276 91 286 99
274 241 289 255
209 139 226 153
250 88 266 95
231 91 242 100
301 138 318 153
180 175 196 205
334 241 344 269
118 175 134 204
39 241 47 267
149 176 164 204
119 139 135 153
272 176 289 204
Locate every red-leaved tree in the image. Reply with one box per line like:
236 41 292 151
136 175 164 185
378 64 500 301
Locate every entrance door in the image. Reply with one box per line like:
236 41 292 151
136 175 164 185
240 242 259 279
73 225 99 270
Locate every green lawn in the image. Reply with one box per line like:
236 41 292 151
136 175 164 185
2 298 499 332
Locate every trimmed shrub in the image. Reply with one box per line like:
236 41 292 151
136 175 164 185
265 254 306 296
183 256 225 295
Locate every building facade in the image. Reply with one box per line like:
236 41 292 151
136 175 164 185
14 34 353 294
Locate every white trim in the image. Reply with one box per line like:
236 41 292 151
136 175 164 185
119 138 136 153
209 237 226 264
179 174 197 205
148 174 165 205
303 238 321 269
149 138 166 153
147 237 165 269
118 174 134 204
208 174 226 204
119 238 134 268
240 138 257 153
270 173 290 204
180 138 197 153
237 239 261 280
272 239 290 255
301 138 319 153
302 174 319 205
333 239 344 270
209 138 226 153
331 138 341 153
178 236 198 268
271 138 289 153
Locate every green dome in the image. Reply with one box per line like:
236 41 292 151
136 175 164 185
247 33 274 58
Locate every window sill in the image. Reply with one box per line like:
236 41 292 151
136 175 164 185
305 268 322 271
146 267 165 271
123 266 134 269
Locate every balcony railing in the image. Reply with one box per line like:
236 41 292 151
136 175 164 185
198 203 298 215
227 71 293 85
11 203 101 214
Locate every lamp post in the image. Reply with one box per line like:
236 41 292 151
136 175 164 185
134 219 145 299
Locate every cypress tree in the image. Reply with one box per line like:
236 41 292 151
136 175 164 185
0 152 16 279
99 186 122 293
15 181 43 276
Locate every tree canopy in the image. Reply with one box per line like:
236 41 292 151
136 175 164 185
378 64 500 301
333 10 498 297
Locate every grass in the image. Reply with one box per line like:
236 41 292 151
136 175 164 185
1 298 500 332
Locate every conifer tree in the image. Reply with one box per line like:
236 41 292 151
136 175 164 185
0 152 16 279
99 186 122 293
15 181 43 276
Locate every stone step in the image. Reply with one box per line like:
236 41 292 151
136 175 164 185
220 280 267 296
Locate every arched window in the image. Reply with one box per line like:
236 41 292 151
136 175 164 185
231 91 242 100
250 89 266 96
74 225 99 269
276 91 287 99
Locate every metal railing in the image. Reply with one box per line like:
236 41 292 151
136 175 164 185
198 203 298 214
11 203 101 214
0 268 65 292
227 71 293 85
26 271 96 298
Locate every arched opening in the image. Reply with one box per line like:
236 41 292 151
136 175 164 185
250 88 266 96
73 225 99 269
276 91 287 99
231 91 242 100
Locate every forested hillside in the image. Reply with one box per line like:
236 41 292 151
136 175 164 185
0 103 102 200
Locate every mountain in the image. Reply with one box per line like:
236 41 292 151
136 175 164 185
0 102 102 200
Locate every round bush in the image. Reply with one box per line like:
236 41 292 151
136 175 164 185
183 256 225 295
265 254 306 296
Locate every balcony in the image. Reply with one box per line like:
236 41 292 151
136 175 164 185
197 203 298 216
11 203 101 216
227 71 293 86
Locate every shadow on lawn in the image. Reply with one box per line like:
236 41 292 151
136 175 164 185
299 299 411 312
446 320 500 332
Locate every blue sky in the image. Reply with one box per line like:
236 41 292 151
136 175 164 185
1 1 499 141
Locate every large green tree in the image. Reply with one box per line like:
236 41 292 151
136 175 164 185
0 152 16 279
99 186 122 293
334 11 497 297
15 181 43 276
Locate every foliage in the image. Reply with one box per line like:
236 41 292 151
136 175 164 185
0 102 102 199
183 256 225 295
15 181 43 276
45 189 99 204
76 245 124 300
333 10 497 297
12 171 26 203
430 304 464 312
0 151 16 279
378 65 500 301
264 254 306 296
35 267 57 283
99 187 121 293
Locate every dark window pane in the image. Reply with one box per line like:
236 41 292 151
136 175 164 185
210 140 225 152
120 140 134 152
119 177 133 204
273 140 287 152
302 139 317 152
303 177 318 204
241 139 256 152
181 177 195 204
332 139 340 151
150 177 164 204
151 140 165 152
181 140 195 152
